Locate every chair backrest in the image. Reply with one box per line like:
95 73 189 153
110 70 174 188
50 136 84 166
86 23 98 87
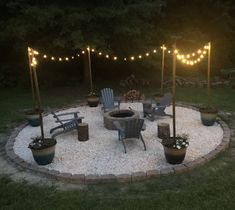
123 118 144 139
101 88 115 108
51 111 63 125
159 93 172 107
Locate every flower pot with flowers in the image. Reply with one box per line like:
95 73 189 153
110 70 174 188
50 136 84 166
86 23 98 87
87 91 100 107
160 134 189 164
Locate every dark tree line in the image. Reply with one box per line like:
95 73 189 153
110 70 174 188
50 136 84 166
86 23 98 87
0 0 235 87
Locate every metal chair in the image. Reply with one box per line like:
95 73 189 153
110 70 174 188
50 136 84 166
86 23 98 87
113 118 146 153
143 93 172 121
50 111 84 138
101 88 120 112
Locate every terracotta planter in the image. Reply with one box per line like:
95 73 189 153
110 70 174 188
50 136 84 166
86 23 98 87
200 107 218 126
29 138 56 165
163 146 186 164
87 96 99 107
25 109 43 127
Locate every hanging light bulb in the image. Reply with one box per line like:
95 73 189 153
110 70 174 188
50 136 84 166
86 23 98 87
113 56 117 60
138 55 142 59
59 57 62 61
43 55 47 58
51 57 55 60
186 54 190 58
77 54 80 57
203 51 207 54
106 55 109 58
197 49 202 54
192 53 195 56
153 49 157 53
200 54 204 58
174 49 179 54
71 56 74 59
65 57 69 61
33 50 39 55
82 51 85 54
168 50 171 54
98 52 102 55
131 56 135 60
91 49 95 52
145 53 149 56
124 57 127 61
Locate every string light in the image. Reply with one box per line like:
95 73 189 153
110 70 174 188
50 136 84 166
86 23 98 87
29 43 210 65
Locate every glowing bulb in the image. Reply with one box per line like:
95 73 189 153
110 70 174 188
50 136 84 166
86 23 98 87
43 55 47 58
51 57 55 60
29 52 32 56
138 55 142 59
28 48 31 52
168 50 171 54
182 59 186 63
190 61 194 65
145 53 149 56
65 57 69 61
59 58 62 61
131 56 135 60
98 52 102 55
153 49 157 53
200 55 204 58
204 45 209 49
77 54 80 57
186 54 190 58
203 51 207 54
186 61 190 65
106 55 109 58
197 49 202 54
192 53 195 56
87 47 90 51
82 51 85 54
91 49 95 52
177 55 182 60
197 58 201 61
113 56 117 60
174 49 178 54
71 56 74 59
124 57 127 61
33 51 39 55
194 61 197 64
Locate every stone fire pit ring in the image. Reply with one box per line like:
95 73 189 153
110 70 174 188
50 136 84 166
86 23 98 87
103 109 140 130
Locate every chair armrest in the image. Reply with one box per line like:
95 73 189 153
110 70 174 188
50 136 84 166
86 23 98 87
113 121 124 132
55 117 84 122
56 111 80 117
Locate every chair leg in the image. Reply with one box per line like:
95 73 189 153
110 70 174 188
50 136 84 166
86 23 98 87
140 134 147 151
50 124 64 134
120 138 127 153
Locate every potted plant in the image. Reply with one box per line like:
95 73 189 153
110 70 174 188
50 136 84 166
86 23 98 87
25 108 43 127
28 136 56 165
87 91 100 107
199 105 218 126
160 134 189 164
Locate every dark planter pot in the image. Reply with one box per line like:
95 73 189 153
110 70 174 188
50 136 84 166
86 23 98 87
153 93 164 105
199 107 218 126
87 96 99 107
30 138 56 165
25 109 43 127
163 146 186 164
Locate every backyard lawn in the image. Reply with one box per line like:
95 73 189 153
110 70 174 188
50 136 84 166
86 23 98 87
0 86 235 210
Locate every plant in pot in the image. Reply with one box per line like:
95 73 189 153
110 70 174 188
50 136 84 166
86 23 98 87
199 105 218 126
87 91 100 107
160 134 189 164
25 108 43 127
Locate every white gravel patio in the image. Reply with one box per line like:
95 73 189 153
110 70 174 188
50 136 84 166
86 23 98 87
13 103 223 175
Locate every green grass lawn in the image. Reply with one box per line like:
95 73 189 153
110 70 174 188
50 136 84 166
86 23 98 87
0 86 235 210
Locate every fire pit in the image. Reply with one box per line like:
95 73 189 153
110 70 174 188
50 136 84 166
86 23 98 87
103 109 140 130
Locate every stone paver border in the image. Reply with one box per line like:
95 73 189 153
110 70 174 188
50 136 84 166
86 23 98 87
5 103 231 184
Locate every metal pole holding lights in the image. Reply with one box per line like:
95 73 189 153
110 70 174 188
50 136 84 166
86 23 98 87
87 46 93 93
172 44 177 140
160 44 166 95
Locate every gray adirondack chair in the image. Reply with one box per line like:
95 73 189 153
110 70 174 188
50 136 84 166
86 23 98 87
113 118 146 153
101 88 120 112
143 93 172 121
50 111 84 138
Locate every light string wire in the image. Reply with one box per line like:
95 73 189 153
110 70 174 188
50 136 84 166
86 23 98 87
29 43 210 66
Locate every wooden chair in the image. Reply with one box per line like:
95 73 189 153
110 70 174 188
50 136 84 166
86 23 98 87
113 118 146 153
50 111 84 138
101 88 120 112
143 93 172 121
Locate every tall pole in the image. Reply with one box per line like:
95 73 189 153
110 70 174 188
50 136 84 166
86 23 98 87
160 44 165 95
207 42 211 106
87 47 93 93
27 47 36 109
172 44 177 140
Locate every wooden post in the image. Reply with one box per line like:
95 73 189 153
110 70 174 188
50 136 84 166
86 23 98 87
207 42 211 105
160 44 166 95
87 47 93 93
27 47 36 109
78 123 89 141
158 123 170 139
172 44 176 140
32 63 44 139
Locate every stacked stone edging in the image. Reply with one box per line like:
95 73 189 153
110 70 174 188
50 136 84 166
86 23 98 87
5 103 231 184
